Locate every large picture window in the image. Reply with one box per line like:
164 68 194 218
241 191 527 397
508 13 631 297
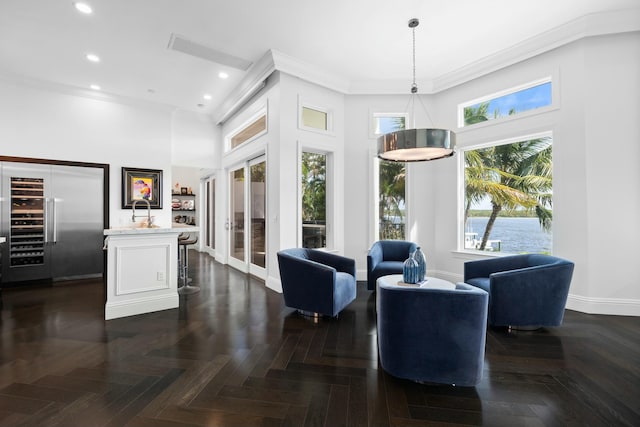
463 135 553 254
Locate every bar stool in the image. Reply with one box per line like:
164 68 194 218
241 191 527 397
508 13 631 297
178 233 200 295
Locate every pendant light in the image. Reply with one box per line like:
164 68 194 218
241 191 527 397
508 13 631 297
377 18 456 162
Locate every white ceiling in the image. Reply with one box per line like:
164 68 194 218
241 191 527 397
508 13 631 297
0 0 637 116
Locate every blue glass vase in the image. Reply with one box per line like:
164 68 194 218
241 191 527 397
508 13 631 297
412 246 427 282
403 256 419 284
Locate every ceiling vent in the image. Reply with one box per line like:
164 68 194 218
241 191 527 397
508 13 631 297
168 34 252 71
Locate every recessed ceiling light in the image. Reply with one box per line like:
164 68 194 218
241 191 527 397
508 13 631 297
90 84 101 90
73 2 92 14
218 72 229 79
203 94 212 100
86 53 100 62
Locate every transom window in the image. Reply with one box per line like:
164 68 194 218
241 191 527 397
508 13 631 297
229 113 267 149
460 79 552 127
301 107 328 131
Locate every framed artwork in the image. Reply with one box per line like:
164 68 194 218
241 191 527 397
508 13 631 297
122 167 163 209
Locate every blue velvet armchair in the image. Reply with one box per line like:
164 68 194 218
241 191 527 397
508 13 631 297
367 240 417 290
464 254 575 328
377 282 488 386
277 248 357 317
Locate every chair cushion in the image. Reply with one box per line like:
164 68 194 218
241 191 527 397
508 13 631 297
375 261 405 276
466 277 490 293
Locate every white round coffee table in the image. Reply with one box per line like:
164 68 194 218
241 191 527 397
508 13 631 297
377 274 455 291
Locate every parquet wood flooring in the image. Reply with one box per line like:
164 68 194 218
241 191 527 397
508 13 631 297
0 251 638 426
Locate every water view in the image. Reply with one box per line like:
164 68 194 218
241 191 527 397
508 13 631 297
466 217 552 254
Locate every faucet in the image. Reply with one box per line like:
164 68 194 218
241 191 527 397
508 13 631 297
132 199 153 227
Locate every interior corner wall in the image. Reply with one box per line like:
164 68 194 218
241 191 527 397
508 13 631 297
581 32 640 312
0 79 175 227
424 32 640 315
343 32 640 316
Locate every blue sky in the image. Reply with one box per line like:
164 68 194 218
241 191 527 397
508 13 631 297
479 82 552 118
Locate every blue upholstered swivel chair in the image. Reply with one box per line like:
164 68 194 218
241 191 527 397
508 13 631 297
464 254 575 328
377 282 488 386
367 240 417 290
277 248 357 317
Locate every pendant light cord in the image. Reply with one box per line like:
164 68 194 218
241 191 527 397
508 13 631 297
407 18 434 127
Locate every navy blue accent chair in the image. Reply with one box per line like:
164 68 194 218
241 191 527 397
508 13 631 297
464 254 575 328
367 240 417 290
277 248 357 317
377 282 488 386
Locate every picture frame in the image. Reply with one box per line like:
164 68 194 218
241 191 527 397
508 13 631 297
180 187 188 195
122 167 163 209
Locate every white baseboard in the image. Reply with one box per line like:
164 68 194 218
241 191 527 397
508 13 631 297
419 270 640 317
566 294 640 316
105 294 179 320
266 276 282 293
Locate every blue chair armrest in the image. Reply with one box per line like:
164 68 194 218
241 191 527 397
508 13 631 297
464 254 530 280
309 250 356 277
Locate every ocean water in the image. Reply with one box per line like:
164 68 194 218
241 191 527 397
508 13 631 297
466 217 552 254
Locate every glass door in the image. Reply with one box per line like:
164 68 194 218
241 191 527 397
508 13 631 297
228 165 246 272
227 156 268 279
1 162 53 283
202 176 215 256
249 157 266 278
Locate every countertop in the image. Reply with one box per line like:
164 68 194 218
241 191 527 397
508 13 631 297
104 223 199 236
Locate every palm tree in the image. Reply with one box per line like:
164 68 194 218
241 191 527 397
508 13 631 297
471 138 553 250
464 102 490 125
379 161 405 239
301 152 326 222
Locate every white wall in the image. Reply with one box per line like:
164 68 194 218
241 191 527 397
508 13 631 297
343 32 640 316
0 78 216 228
218 71 345 292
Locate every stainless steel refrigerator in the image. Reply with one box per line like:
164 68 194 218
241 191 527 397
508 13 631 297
0 161 104 284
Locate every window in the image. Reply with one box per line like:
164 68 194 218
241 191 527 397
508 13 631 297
299 101 333 134
460 80 552 127
372 112 407 240
301 151 326 248
370 113 407 138
462 135 553 254
301 107 328 131
230 113 267 149
378 161 406 240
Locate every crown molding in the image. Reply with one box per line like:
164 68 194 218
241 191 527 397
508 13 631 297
210 7 640 119
432 8 640 93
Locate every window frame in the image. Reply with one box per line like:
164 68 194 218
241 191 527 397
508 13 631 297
298 99 334 135
457 130 554 254
457 77 555 129
369 111 409 139
298 141 335 250
225 108 268 153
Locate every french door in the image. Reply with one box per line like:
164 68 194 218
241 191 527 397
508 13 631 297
227 156 267 279
202 175 215 257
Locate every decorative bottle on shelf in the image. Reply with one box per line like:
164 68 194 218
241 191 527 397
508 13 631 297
412 246 427 282
403 256 420 284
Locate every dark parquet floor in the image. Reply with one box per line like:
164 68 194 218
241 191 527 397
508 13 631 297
0 251 638 426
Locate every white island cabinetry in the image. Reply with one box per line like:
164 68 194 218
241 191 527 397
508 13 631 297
103 224 198 320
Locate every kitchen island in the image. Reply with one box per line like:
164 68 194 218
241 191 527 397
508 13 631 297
103 223 198 320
